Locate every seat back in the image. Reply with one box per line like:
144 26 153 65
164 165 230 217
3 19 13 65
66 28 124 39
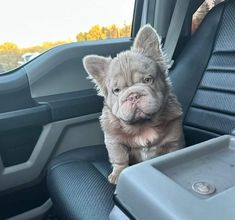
170 0 235 146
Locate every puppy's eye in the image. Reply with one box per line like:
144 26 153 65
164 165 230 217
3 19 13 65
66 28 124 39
144 76 154 84
112 88 121 95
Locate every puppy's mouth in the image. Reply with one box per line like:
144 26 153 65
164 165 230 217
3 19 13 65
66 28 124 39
120 110 154 125
112 86 162 125
121 118 151 125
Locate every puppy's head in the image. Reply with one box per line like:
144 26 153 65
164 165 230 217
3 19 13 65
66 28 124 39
83 25 170 124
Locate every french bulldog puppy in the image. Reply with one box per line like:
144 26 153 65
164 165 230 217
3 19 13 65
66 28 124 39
83 24 185 184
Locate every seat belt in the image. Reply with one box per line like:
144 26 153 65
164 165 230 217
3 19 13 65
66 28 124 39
163 0 191 69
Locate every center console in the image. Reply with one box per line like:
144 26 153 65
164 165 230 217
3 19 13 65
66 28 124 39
110 135 235 220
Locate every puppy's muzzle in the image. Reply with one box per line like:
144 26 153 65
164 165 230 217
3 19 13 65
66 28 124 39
126 92 141 103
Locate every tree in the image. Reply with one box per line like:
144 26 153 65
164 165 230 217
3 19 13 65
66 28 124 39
76 32 87 42
86 25 106 40
109 24 120 38
0 42 19 54
120 23 131 37
75 23 132 42
0 42 21 71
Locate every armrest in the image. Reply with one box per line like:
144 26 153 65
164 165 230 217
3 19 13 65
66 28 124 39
112 135 235 220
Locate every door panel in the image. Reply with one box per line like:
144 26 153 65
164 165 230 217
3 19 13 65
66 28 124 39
0 104 51 131
0 38 133 218
54 115 104 156
0 69 35 113
0 112 102 191
0 178 48 220
35 90 103 122
0 126 42 167
26 39 132 98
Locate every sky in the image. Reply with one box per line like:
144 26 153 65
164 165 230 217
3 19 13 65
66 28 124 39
0 0 135 47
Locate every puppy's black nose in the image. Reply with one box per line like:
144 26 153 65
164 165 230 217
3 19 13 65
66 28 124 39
127 93 140 102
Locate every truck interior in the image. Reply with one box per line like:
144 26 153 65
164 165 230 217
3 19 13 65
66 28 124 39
0 0 234 219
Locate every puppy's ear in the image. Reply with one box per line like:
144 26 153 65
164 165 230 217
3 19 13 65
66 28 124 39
132 24 164 62
83 55 111 96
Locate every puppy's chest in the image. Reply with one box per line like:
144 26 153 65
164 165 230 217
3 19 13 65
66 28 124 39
129 127 159 148
127 127 162 162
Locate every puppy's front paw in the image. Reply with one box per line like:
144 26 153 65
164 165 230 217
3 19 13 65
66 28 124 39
108 164 128 184
108 172 119 185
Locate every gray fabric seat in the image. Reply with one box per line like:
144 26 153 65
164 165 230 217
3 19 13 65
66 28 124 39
47 145 115 220
47 1 235 219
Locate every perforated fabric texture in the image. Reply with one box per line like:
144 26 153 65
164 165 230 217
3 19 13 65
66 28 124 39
47 145 115 220
184 0 235 136
214 0 235 51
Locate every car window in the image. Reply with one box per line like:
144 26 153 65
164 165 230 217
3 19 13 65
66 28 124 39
0 0 135 74
192 0 225 33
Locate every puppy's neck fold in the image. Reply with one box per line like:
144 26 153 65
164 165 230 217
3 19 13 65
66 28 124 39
101 93 182 137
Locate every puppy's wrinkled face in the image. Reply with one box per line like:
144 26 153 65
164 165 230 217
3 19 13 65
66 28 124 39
106 52 167 123
83 25 169 124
